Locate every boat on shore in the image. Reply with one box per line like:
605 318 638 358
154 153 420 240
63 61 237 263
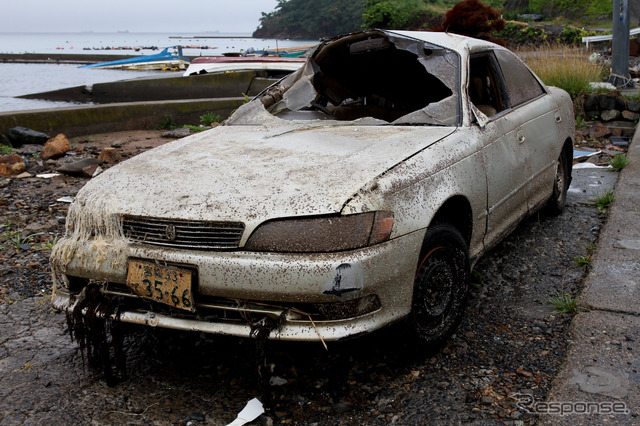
183 56 305 76
79 46 190 71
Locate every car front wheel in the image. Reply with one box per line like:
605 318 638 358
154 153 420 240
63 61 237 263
545 149 571 215
409 224 470 346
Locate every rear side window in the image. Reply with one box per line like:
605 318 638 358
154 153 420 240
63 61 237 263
494 50 545 107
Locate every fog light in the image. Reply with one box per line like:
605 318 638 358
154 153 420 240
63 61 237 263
314 294 381 320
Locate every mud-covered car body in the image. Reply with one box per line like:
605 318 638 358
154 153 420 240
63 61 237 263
51 30 574 343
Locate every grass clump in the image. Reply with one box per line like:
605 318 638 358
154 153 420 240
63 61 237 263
0 144 12 154
548 291 579 315
622 92 640 103
519 44 606 99
1 228 43 250
590 188 616 213
158 115 176 130
199 113 223 127
37 236 59 251
607 153 628 172
573 255 591 269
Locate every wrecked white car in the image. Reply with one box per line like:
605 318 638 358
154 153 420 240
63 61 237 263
51 30 574 346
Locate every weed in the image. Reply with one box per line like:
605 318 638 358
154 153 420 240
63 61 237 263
37 236 59 251
607 153 628 172
575 113 586 129
585 242 595 255
548 291 579 315
470 270 485 289
158 115 176 130
573 255 591 269
559 26 598 45
622 92 640 103
20 361 35 372
179 125 203 133
0 144 12 154
2 228 44 250
1 294 23 305
199 113 222 126
518 44 607 99
36 293 52 306
590 189 616 213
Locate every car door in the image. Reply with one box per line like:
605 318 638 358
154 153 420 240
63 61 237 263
469 52 531 248
493 49 562 212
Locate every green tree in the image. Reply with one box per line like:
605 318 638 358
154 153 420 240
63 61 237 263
253 0 366 39
362 0 437 29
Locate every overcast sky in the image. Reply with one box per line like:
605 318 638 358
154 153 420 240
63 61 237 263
2 0 280 33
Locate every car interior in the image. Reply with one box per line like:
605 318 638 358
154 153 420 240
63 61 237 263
468 54 507 118
272 32 455 123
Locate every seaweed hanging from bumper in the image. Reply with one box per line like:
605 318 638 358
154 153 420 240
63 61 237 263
65 284 128 386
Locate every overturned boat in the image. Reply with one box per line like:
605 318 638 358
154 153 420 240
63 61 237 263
183 56 305 76
80 46 190 71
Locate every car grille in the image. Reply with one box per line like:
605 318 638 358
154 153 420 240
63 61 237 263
122 215 244 250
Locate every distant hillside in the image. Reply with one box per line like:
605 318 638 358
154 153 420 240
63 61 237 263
253 0 366 40
528 0 612 20
253 0 637 42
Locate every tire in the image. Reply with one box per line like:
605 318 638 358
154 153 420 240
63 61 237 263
409 224 470 347
544 148 571 216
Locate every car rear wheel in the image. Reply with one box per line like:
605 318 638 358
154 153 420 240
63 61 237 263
409 224 470 346
545 149 570 215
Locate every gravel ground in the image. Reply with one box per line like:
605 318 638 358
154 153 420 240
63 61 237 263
0 128 617 424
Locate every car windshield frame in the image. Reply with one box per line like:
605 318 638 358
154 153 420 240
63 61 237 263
227 30 462 127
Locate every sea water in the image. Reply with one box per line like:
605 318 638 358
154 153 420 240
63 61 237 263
0 32 315 112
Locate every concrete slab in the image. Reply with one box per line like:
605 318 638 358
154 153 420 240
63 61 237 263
578 133 640 315
544 121 640 424
567 165 619 206
540 311 640 424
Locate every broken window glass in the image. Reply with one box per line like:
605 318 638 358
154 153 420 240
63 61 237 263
228 30 461 126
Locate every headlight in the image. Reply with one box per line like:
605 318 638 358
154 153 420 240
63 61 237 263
244 211 394 253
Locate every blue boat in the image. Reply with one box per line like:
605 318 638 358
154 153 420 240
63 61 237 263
80 46 190 71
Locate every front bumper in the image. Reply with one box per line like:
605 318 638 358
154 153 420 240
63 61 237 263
52 231 425 342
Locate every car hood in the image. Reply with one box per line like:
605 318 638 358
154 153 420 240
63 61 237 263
78 123 455 228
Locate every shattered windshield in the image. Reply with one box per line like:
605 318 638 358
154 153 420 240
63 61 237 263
228 31 461 126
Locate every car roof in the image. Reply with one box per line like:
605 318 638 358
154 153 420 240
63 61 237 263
385 30 502 54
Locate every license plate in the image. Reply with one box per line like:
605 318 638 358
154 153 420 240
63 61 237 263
126 260 195 312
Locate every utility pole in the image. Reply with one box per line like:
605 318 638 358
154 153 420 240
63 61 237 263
608 0 633 87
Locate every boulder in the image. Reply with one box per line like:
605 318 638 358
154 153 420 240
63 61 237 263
589 122 611 139
627 101 640 112
598 95 617 111
16 144 43 155
41 134 71 160
57 157 100 176
162 128 191 138
0 154 27 177
583 95 598 111
82 163 101 178
600 109 621 122
97 147 121 164
8 127 50 147
622 110 640 121
11 162 26 174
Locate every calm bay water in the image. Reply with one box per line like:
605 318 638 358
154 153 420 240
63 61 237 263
0 32 314 112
